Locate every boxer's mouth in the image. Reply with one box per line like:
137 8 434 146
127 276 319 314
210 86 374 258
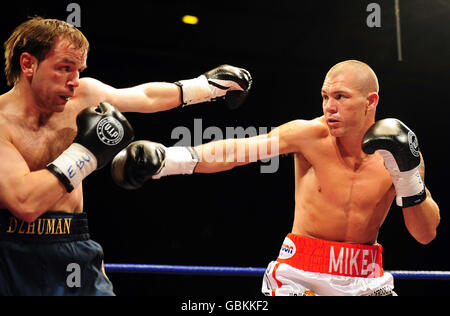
327 118 339 123
327 118 340 128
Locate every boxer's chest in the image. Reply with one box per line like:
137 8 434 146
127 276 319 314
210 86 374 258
303 138 393 209
12 118 77 171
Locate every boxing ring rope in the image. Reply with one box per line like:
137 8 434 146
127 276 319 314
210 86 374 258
104 263 450 280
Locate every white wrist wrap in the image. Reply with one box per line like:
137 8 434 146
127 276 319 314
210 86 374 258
377 150 424 207
152 147 198 179
178 75 211 106
50 143 98 189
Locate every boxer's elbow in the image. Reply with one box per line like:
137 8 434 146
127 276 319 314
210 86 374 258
9 205 39 223
410 223 438 245
415 230 437 245
8 192 45 223
405 198 440 245
8 206 40 223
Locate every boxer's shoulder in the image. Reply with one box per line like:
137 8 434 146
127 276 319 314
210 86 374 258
78 77 103 90
310 116 330 137
0 91 16 116
274 117 328 155
283 117 329 141
72 77 114 111
0 96 15 141
0 115 11 143
77 77 113 98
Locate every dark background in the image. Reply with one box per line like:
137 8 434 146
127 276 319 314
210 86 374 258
1 0 449 296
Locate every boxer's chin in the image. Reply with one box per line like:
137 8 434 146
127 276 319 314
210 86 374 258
328 126 343 137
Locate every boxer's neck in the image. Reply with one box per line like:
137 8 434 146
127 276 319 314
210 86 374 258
335 134 370 166
9 82 54 127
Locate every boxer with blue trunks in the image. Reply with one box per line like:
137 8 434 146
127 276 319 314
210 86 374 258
0 211 113 295
0 17 250 295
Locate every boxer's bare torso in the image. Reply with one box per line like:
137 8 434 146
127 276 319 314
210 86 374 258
0 90 88 213
194 115 396 245
0 33 184 221
290 116 395 244
0 35 95 215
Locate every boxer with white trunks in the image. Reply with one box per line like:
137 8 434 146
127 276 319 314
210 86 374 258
111 60 440 296
262 234 393 296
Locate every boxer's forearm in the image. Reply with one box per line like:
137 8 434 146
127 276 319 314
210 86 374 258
138 82 182 112
193 135 278 173
193 139 250 173
402 188 440 244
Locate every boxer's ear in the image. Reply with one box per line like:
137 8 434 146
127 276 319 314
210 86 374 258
20 53 38 79
366 92 378 112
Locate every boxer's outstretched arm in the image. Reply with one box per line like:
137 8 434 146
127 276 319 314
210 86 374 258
194 119 326 173
78 65 251 113
111 119 327 189
78 78 182 113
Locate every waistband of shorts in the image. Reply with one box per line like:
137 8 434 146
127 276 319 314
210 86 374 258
276 233 384 278
0 210 90 242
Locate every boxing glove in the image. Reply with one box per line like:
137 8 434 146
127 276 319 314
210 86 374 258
175 64 252 109
362 118 426 208
47 102 134 192
111 141 199 190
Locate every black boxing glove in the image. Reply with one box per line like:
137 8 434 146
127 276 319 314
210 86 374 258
362 118 425 208
111 141 199 190
47 102 134 192
175 64 252 109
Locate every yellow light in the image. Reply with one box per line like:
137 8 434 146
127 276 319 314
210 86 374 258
182 15 199 25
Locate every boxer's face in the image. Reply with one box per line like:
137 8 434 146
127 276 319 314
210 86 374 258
30 37 87 112
321 73 369 137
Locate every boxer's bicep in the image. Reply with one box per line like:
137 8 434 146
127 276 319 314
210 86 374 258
269 119 327 155
194 119 324 173
114 82 181 113
79 78 180 113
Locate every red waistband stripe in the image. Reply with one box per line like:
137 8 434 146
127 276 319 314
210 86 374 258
276 234 384 278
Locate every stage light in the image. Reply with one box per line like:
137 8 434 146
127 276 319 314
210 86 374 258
182 15 199 25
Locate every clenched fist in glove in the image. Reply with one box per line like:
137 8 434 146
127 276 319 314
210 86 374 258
111 141 199 190
362 118 426 208
47 102 134 192
175 64 252 109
